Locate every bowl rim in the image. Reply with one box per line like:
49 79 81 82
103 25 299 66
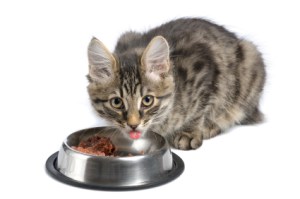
63 126 169 159
46 151 184 190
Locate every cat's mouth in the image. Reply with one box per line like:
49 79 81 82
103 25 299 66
117 124 147 140
129 130 142 139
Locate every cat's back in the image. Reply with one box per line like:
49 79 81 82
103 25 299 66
115 18 239 54
148 18 238 47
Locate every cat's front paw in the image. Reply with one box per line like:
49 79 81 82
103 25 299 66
172 132 203 150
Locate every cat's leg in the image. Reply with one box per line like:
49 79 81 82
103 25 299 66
171 128 203 150
201 118 222 139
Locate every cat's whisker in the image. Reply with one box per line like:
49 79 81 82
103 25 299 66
110 128 120 140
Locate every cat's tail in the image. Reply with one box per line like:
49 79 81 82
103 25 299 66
239 107 264 125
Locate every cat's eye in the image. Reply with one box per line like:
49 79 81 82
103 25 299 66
110 97 123 109
142 95 154 107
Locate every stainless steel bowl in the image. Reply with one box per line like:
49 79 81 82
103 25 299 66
46 127 184 190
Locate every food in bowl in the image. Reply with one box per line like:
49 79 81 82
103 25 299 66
72 135 116 156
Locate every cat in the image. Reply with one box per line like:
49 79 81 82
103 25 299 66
87 18 266 150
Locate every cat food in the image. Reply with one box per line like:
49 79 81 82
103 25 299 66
72 135 116 156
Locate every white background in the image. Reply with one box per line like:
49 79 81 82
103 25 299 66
1 0 299 198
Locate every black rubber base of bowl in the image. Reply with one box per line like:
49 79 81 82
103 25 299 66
45 152 184 191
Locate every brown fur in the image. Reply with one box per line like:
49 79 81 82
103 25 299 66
87 18 266 150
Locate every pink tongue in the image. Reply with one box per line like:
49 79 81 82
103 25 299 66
129 131 141 139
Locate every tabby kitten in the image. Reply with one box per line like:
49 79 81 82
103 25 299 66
87 18 265 150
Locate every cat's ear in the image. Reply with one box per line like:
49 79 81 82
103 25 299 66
141 36 170 82
88 37 117 83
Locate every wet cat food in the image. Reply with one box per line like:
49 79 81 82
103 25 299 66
72 135 116 156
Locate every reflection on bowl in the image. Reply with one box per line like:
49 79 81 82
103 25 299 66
46 127 184 190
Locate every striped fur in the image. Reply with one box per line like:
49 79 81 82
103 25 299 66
87 18 266 150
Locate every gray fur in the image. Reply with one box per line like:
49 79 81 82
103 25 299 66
87 18 266 150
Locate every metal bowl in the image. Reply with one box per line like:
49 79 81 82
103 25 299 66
46 127 184 190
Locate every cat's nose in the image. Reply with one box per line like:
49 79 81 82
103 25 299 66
127 114 141 130
129 125 138 130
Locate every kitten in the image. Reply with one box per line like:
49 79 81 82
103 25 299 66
87 18 266 150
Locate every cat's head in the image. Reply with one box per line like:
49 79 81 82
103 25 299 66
87 36 175 139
